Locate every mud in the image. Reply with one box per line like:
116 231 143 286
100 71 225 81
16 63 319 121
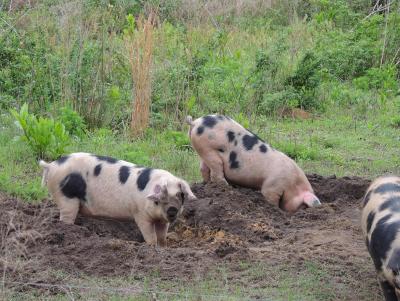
0 174 381 298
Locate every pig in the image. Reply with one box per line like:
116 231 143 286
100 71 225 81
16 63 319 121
185 115 320 213
361 176 400 300
39 152 196 246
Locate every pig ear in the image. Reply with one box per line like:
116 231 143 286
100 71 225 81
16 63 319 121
147 184 168 203
179 181 197 203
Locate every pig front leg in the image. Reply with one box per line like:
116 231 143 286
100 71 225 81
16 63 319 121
134 215 157 245
155 222 169 247
56 196 80 224
261 181 285 210
200 152 228 185
200 160 211 182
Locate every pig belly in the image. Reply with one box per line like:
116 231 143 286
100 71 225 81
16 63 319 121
223 167 264 189
80 189 134 220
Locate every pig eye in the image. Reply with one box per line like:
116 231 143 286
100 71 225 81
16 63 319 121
180 192 185 203
154 200 159 206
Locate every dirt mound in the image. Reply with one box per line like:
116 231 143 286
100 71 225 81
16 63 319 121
0 175 378 298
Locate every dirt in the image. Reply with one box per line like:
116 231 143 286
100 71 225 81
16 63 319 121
0 174 382 299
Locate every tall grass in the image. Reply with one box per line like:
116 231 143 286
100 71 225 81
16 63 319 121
124 13 155 136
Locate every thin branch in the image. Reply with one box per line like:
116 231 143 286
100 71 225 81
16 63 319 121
362 0 394 21
380 0 390 66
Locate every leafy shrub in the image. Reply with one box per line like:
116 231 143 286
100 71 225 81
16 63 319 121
162 130 190 149
286 52 322 110
123 150 152 166
58 107 87 138
353 65 399 97
390 116 400 128
315 30 379 80
260 88 301 115
10 104 70 160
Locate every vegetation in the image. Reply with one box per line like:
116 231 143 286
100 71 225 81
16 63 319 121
0 0 399 299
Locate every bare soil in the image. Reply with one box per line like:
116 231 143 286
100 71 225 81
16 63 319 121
0 174 382 299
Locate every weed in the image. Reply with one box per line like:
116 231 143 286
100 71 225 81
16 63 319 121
10 104 70 160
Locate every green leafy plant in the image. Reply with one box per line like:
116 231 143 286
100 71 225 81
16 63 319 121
163 130 190 150
58 106 87 138
10 103 69 160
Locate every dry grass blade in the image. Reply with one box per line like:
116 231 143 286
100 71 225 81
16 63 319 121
124 12 155 136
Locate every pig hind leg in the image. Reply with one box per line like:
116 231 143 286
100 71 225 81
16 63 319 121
57 196 80 224
200 152 227 184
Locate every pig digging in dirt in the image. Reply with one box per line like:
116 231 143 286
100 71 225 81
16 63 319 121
39 152 196 246
186 114 320 213
362 176 400 301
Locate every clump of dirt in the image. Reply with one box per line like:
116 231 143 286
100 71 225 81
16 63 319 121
0 175 378 298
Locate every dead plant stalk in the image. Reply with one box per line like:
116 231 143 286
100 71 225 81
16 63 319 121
125 13 155 136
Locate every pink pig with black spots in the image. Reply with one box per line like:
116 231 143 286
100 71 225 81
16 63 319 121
186 115 321 213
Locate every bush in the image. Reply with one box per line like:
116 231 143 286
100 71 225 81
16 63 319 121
10 104 70 160
162 130 190 149
353 65 399 97
58 107 87 138
260 88 301 115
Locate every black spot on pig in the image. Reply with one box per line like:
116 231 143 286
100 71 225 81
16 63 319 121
56 156 69 165
259 144 268 153
217 115 225 120
379 280 397 301
197 126 205 135
375 183 400 195
379 196 400 212
388 248 400 274
202 115 218 128
94 164 102 176
363 190 372 207
366 211 376 233
94 155 118 164
234 140 238 146
229 151 239 169
119 166 130 184
137 168 152 191
246 129 265 143
227 131 235 142
365 237 369 249
242 134 259 150
370 214 400 270
60 173 87 201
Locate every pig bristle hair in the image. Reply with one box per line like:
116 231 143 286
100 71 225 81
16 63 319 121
185 116 193 125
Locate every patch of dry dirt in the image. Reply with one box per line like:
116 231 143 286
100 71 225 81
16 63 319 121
0 174 381 299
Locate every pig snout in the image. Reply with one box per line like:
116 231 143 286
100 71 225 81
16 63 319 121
302 192 321 208
284 191 321 213
167 206 179 222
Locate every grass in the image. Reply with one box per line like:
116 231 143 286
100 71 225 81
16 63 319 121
0 261 377 301
1 100 399 200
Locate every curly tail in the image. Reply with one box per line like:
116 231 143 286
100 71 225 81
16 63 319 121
39 160 50 187
185 115 193 125
185 116 195 137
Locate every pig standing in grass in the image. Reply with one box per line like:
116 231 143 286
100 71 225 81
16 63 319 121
186 115 320 213
362 176 400 300
39 152 196 246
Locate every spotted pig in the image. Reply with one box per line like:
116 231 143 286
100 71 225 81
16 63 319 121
362 176 400 300
39 152 196 246
186 115 320 213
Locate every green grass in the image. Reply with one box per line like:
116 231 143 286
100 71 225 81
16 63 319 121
1 100 400 201
1 261 376 301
